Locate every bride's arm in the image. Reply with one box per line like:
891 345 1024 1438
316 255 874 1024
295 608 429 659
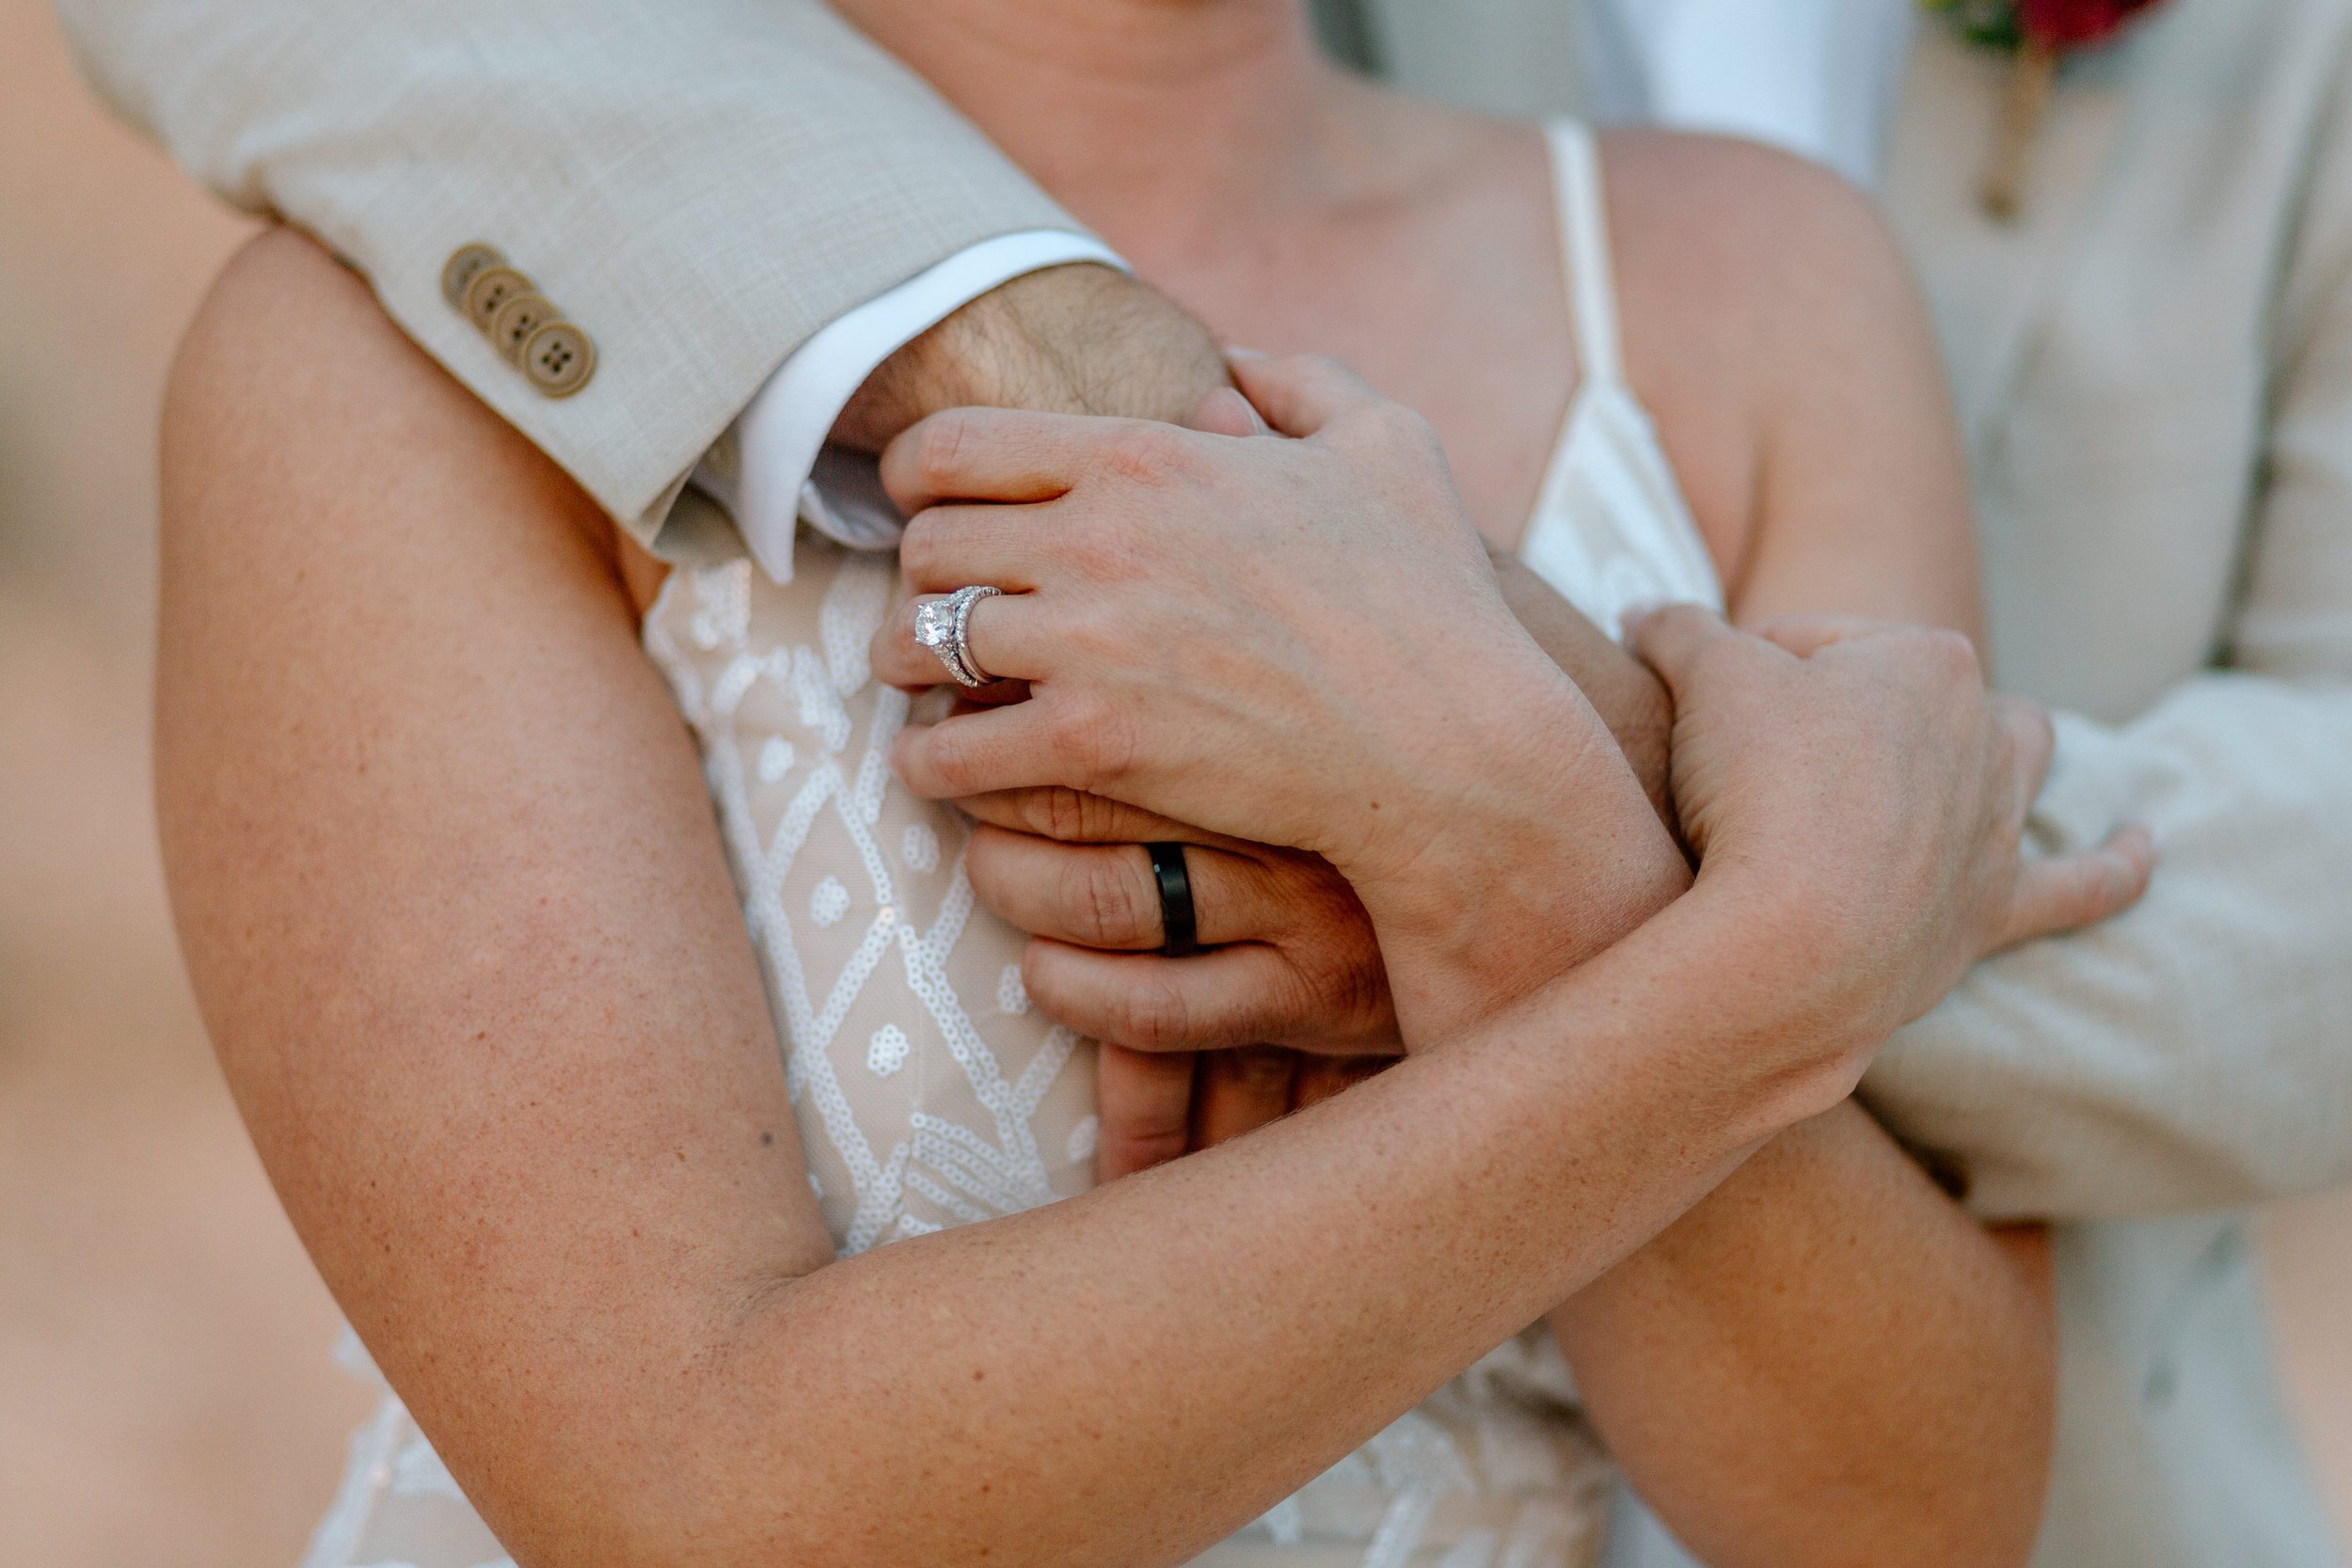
1550 135 2062 1568
159 231 2016 1568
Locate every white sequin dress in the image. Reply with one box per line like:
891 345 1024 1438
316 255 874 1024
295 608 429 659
299 121 1723 1568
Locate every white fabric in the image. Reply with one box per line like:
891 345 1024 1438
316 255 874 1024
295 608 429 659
1516 122 1723 633
301 120 1719 1568
693 230 1128 583
1581 0 1917 186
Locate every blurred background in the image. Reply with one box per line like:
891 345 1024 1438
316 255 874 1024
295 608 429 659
0 1 2346 1563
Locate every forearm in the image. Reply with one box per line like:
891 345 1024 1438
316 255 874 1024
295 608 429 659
666 937 1821 1567
1500 546 2054 1561
166 233 1853 1568
58 0 1089 537
1549 1102 2055 1568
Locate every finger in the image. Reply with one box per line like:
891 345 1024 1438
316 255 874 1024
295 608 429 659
1742 613 1905 658
1991 694 2058 816
1992 825 2159 951
896 502 1069 596
1624 602 1778 695
894 702 1077 800
1224 351 1387 439
1094 1043 1196 1181
956 786 1238 850
1190 1047 1298 1151
1185 385 1268 437
1025 938 1363 1054
880 405 1152 512
870 588 1046 690
966 828 1292 951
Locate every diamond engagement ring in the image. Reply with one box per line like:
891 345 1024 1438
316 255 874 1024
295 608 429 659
913 585 1004 688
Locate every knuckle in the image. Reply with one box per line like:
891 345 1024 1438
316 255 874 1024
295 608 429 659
921 732 981 799
1080 792 1132 841
1067 852 1154 948
1099 423 1193 487
1053 695 1137 793
1062 520 1150 586
1353 399 1440 457
1025 785 1092 843
911 411 973 492
1106 970 1191 1053
897 521 945 586
1986 709 2022 776
1014 785 1136 844
1381 400 1441 447
1916 626 1983 685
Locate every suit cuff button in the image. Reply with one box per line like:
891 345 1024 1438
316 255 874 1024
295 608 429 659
521 320 596 398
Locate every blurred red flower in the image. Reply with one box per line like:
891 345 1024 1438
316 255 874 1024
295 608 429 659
2018 0 2163 47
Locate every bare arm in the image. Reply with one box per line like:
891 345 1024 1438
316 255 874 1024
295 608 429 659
1534 140 2053 1568
985 145 2061 1565
161 231 1979 1568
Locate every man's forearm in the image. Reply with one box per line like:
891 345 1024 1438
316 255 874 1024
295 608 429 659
1491 550 1676 829
1867 674 2352 1218
834 263 1231 451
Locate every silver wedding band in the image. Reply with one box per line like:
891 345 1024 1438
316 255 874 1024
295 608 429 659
913 584 1003 688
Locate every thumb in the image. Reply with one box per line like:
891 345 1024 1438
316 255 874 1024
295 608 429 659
1623 602 1759 699
1224 350 1385 438
1184 385 1270 438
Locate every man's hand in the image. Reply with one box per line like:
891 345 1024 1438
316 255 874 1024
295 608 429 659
834 263 1232 451
956 790 1398 1181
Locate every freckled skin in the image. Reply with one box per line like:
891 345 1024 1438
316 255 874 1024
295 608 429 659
148 0 2110 1549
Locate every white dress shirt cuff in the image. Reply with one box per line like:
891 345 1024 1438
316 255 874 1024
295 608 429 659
694 230 1129 582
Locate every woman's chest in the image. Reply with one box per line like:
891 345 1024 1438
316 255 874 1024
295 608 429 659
641 544 1101 1254
1136 175 1581 550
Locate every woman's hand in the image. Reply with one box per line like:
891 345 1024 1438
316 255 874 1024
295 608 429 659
1628 605 2158 1055
870 354 1681 1040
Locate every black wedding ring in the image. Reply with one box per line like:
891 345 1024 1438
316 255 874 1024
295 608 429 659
1146 843 1200 958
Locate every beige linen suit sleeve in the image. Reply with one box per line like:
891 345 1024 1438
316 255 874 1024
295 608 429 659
1863 77 2352 1222
54 0 1086 548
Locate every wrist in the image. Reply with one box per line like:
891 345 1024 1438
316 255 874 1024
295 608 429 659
1486 550 1677 834
1572 880 1883 1145
1345 673 1692 1044
834 264 1228 451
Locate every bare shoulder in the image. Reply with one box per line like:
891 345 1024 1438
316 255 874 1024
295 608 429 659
1594 131 1944 572
165 226 608 568
170 227 400 431
1600 130 1915 330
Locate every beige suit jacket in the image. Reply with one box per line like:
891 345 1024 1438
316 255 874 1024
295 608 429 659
1380 5 2352 1565
56 0 2352 1562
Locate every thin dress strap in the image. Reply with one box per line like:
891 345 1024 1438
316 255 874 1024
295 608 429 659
1546 120 1626 390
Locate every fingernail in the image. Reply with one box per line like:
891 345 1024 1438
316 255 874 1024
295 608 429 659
1223 345 1267 361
